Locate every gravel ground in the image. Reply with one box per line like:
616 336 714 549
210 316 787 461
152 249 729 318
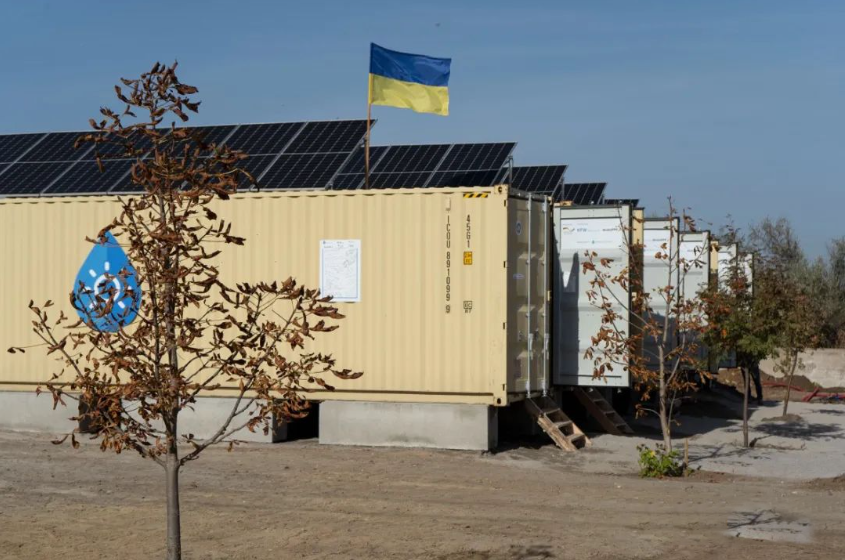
1 398 844 559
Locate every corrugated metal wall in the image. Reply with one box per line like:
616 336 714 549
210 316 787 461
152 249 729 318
0 197 124 390
0 187 547 405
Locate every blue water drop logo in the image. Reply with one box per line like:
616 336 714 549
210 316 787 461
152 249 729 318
72 232 142 332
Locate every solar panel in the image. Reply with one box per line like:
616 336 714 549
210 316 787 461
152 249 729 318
0 162 70 196
427 169 502 188
190 125 236 148
505 165 567 194
369 171 433 189
375 144 450 173
0 120 369 197
259 153 351 190
561 183 606 205
331 173 365 190
89 129 156 158
236 154 279 189
0 133 44 163
605 198 639 207
285 120 369 154
332 142 515 190
438 143 515 171
223 122 304 155
20 132 92 162
336 146 387 175
44 159 133 195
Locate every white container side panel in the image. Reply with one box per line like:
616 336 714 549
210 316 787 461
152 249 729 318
642 218 681 370
679 232 711 301
742 254 754 295
679 231 711 366
716 244 739 369
717 244 738 290
507 197 550 396
553 205 631 387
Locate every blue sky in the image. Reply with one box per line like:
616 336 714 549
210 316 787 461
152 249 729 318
1 1 842 257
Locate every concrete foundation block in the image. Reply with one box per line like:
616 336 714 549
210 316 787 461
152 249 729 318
319 401 498 451
176 397 285 443
0 391 78 434
0 392 284 443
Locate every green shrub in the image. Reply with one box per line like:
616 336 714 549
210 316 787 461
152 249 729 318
637 444 688 478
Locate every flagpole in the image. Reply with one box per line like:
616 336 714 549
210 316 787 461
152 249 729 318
365 74 373 189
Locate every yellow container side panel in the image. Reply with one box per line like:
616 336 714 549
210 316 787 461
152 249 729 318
630 208 646 365
0 197 123 389
0 189 510 405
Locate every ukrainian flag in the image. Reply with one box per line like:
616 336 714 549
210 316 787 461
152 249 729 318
369 43 451 116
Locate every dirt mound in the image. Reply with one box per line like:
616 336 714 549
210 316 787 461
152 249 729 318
806 474 845 492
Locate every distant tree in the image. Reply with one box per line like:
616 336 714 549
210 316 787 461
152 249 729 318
747 217 845 348
702 250 783 446
746 217 806 277
10 62 360 560
771 285 820 416
818 238 845 347
582 200 710 452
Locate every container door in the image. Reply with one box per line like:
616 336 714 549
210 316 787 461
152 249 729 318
507 197 548 396
553 205 631 387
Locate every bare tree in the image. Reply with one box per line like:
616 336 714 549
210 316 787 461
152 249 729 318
582 200 710 451
10 62 360 560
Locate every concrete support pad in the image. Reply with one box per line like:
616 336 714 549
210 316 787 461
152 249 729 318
0 392 284 443
175 397 286 443
319 401 498 451
0 391 78 435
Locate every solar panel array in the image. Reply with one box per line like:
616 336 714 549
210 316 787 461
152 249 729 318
332 142 515 190
497 165 567 195
562 183 606 205
604 198 639 207
0 120 368 197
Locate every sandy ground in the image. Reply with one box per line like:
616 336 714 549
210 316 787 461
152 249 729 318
2 399 845 559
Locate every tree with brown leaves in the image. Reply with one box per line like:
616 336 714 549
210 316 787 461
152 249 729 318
11 62 361 560
582 201 710 451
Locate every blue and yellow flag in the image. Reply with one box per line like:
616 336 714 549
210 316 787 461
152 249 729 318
369 43 451 116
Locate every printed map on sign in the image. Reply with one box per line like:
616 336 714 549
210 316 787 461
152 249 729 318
320 240 361 302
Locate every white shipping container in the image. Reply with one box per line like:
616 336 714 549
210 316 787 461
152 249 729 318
553 205 632 387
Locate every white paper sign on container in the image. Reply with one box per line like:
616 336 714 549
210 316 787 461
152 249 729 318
320 239 361 302
559 218 624 251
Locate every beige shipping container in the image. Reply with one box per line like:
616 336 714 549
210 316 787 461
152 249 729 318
0 186 549 406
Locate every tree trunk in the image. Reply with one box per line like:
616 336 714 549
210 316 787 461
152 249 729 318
783 353 798 417
742 367 750 448
166 447 182 560
658 358 672 451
